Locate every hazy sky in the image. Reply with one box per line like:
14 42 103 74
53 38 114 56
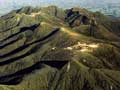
0 0 120 15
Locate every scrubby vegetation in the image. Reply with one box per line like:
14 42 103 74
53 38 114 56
0 6 120 90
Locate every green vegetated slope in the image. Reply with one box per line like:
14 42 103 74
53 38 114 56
0 6 120 90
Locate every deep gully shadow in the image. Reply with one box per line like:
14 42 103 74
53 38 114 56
0 28 60 59
0 62 43 85
0 23 40 43
0 38 20 49
0 61 68 85
0 43 42 66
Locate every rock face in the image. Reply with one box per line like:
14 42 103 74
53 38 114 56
0 6 120 90
65 8 90 27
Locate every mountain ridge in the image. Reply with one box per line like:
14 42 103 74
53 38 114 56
0 6 120 90
0 0 120 17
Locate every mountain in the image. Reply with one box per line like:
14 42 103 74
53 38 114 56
0 0 120 17
0 6 120 90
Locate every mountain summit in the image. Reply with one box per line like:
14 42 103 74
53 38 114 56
0 6 120 90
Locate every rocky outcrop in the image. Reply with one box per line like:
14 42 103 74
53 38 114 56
65 8 91 27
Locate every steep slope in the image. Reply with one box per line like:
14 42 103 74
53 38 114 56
0 6 120 90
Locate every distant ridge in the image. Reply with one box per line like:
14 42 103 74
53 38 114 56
0 0 120 17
